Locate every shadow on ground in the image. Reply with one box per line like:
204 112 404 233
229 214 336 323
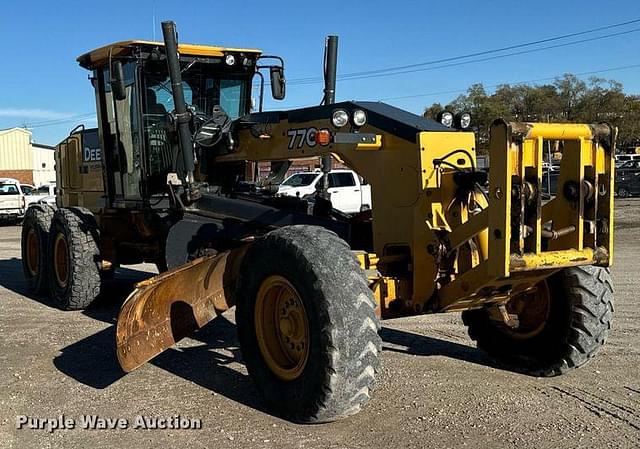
0 257 152 324
2 255 495 418
53 315 495 419
380 327 492 366
53 314 267 413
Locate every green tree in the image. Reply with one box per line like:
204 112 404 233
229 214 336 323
423 73 640 151
553 74 587 121
423 102 445 119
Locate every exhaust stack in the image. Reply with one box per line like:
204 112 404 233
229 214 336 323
161 21 199 203
318 36 339 205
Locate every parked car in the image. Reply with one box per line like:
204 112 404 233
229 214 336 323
277 169 372 214
615 160 640 197
0 178 27 223
25 183 56 207
615 152 640 168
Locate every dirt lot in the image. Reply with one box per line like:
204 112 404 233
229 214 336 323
1 200 639 449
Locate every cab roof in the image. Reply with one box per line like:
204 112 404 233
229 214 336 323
77 39 262 70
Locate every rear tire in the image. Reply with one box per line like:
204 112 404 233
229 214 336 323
236 225 381 423
21 205 55 294
48 207 101 310
463 266 614 376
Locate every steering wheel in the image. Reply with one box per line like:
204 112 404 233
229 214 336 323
192 106 232 148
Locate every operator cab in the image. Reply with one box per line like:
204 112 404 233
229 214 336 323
77 40 263 207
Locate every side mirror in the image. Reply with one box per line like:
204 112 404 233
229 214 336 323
110 61 127 101
270 66 285 100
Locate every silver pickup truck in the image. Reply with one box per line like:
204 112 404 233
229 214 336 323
0 178 26 223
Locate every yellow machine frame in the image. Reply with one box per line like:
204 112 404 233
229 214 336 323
213 117 615 318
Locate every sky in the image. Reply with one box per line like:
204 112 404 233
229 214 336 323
0 0 639 145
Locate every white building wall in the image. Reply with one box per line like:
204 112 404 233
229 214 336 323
32 146 56 186
0 128 32 170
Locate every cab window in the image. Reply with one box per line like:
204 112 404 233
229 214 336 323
145 78 193 114
102 62 142 199
141 59 251 194
328 173 356 188
0 183 19 195
282 173 318 187
219 79 245 119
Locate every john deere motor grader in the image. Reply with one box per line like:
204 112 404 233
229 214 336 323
22 22 615 423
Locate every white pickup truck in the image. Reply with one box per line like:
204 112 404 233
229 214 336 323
24 183 57 207
277 170 372 214
0 178 27 223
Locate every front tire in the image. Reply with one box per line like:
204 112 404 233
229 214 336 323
463 266 614 376
21 205 55 294
48 208 101 310
236 225 381 423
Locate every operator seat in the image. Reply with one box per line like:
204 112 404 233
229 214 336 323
144 89 172 190
145 89 167 116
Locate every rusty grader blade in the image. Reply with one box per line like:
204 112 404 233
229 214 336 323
116 249 244 372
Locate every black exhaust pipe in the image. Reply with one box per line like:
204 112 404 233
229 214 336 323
318 36 338 206
323 35 338 105
161 21 198 202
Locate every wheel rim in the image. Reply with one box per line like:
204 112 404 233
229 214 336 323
254 275 309 381
503 281 551 339
53 233 69 288
618 188 629 197
26 228 39 277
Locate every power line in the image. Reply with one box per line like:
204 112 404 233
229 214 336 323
379 63 640 101
286 27 640 85
287 17 640 84
24 113 95 127
22 113 96 129
251 19 640 89
265 62 640 111
15 17 640 129
25 62 640 125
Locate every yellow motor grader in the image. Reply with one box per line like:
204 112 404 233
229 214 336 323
21 22 615 423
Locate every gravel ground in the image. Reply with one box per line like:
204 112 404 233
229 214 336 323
1 200 639 449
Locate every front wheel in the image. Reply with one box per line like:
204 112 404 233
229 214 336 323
463 266 614 376
236 225 381 423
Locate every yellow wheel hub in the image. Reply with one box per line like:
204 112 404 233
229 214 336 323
506 280 551 339
254 275 309 381
53 233 69 288
26 229 39 277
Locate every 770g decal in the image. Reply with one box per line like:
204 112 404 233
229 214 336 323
287 127 329 150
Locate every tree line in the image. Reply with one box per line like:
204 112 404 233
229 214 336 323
423 74 640 152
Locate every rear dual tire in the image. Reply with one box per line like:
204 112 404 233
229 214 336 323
236 225 381 423
48 208 101 310
21 205 55 294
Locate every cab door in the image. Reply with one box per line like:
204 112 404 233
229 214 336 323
328 172 360 214
100 62 143 204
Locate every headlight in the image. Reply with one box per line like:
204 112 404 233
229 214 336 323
225 54 236 66
352 109 367 127
332 109 349 128
457 112 472 129
438 111 454 127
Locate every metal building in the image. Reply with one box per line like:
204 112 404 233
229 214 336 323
0 128 55 186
